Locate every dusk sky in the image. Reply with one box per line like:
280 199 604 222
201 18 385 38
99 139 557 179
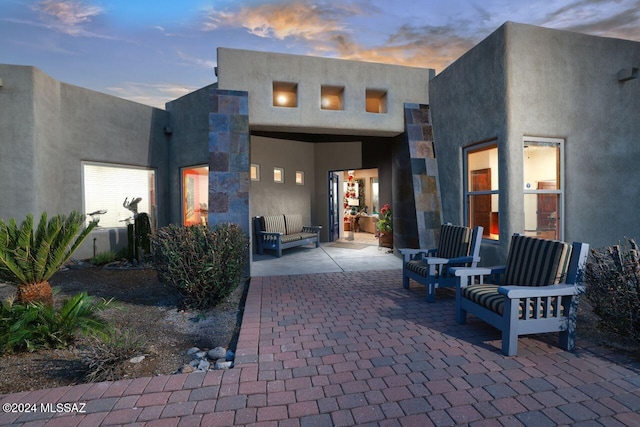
2 0 640 108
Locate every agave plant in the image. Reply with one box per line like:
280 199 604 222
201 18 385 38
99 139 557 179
0 211 97 306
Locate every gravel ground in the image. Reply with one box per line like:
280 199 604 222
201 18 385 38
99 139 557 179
0 265 247 395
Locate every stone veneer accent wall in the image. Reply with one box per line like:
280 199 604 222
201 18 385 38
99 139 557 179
208 89 250 235
404 103 443 249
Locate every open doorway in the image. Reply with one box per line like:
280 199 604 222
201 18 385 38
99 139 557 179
329 168 380 245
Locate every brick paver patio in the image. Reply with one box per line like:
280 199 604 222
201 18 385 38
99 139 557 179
2 270 640 426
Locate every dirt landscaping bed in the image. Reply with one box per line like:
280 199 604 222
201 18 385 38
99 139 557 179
0 266 247 395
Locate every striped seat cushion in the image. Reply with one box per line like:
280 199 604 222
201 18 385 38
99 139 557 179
284 214 304 234
263 215 286 234
502 235 572 286
438 224 472 259
462 284 562 318
406 260 429 277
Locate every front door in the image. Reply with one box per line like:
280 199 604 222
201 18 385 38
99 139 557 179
328 172 340 242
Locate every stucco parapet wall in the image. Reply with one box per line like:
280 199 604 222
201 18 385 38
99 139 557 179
216 47 434 136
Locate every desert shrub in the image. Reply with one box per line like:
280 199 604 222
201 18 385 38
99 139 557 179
584 238 640 345
90 251 117 266
151 223 248 309
81 329 146 382
0 292 113 354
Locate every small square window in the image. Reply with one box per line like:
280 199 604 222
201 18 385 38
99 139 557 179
250 164 260 181
366 89 387 114
321 85 344 110
295 171 304 185
273 82 298 108
274 167 284 183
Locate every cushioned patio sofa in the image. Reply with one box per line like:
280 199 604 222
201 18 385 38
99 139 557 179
253 214 321 257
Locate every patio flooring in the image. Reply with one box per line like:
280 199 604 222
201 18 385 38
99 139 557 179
2 269 640 426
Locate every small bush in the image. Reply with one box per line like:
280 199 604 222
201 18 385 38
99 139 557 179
81 329 146 382
584 238 640 345
90 251 117 266
0 292 113 354
151 223 248 309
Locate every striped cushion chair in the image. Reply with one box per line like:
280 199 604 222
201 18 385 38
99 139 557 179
454 234 590 356
400 224 483 302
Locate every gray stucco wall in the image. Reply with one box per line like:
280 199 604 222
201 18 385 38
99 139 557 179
0 65 170 260
430 24 509 264
165 85 214 224
0 65 38 217
217 48 433 136
431 21 640 264
505 22 640 249
250 136 316 225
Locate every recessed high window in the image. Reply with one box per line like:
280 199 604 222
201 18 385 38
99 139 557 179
321 85 344 110
366 89 387 113
273 81 298 108
82 162 156 228
523 137 563 240
465 143 499 240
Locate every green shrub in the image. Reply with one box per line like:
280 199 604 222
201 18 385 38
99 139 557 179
0 292 113 354
151 223 248 309
584 238 640 345
90 251 117 266
81 329 146 382
0 211 97 305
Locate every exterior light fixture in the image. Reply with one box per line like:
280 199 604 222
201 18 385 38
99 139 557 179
272 81 298 107
618 67 639 82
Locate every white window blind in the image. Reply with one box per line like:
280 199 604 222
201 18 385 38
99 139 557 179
83 163 156 228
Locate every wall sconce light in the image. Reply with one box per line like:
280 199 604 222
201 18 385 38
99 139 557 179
618 67 638 82
0 77 3 88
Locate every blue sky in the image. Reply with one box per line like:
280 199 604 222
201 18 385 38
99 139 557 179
2 0 639 108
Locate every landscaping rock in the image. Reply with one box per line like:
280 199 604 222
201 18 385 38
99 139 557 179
215 359 233 370
197 359 211 371
208 347 227 360
186 347 200 356
179 364 195 374
129 355 145 364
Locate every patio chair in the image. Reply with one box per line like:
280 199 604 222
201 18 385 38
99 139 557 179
400 224 483 302
453 234 589 356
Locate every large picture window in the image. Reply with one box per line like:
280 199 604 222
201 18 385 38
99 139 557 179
523 137 563 240
182 165 209 226
83 163 156 228
465 143 499 240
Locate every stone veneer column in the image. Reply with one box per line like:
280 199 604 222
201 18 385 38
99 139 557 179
208 89 250 236
404 103 443 249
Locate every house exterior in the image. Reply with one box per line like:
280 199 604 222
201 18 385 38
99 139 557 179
0 22 638 265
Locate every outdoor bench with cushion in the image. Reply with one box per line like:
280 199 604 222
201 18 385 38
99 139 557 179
453 234 590 356
254 214 321 257
399 224 483 302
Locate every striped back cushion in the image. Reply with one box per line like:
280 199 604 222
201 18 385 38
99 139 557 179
438 224 472 259
502 235 572 286
284 214 304 234
263 215 286 234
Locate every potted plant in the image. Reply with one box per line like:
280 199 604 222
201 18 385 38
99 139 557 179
376 203 393 248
